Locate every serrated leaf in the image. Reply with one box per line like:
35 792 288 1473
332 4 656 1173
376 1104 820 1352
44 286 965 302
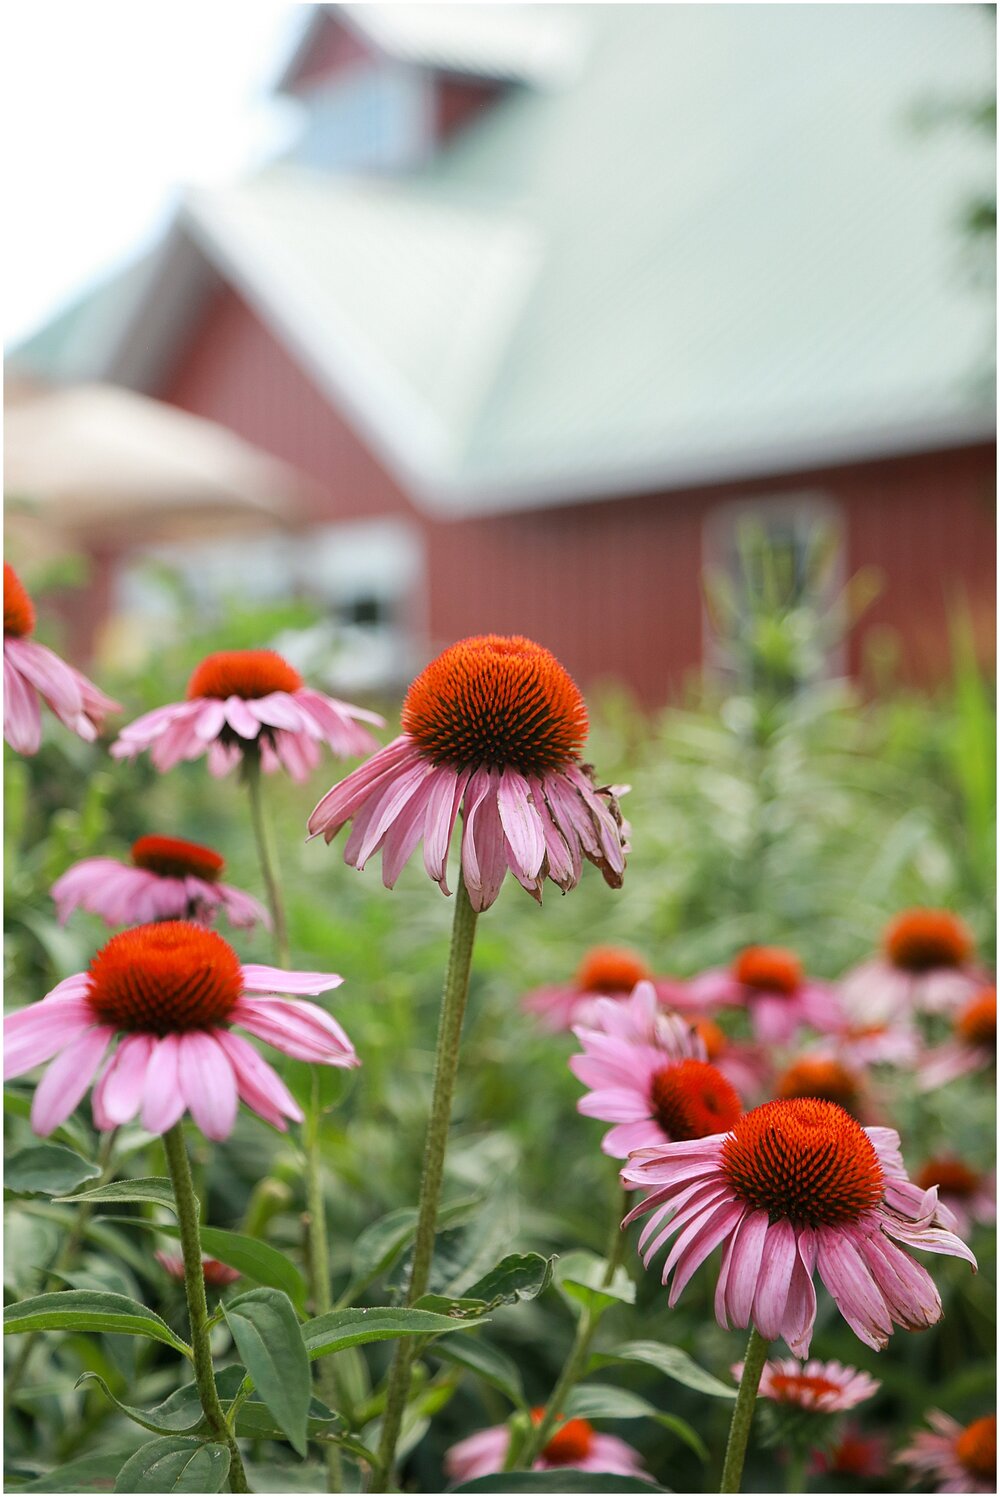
556 1251 635 1315
589 1340 737 1400
450 1474 668 1493
462 1253 554 1307
57 1178 182 1214
303 1305 490 1359
114 1437 230 1493
5 1144 100 1196
127 1219 306 1312
223 1289 310 1457
434 1336 526 1407
3 1291 190 1356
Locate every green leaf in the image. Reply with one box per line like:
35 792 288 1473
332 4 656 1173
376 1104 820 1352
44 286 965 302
412 1294 489 1319
10 1448 138 1492
342 1199 476 1302
562 1383 708 1459
462 1253 554 1308
450 1475 668 1493
5 1144 100 1197
434 1336 526 1407
590 1340 737 1400
303 1305 490 1359
56 1178 182 1215
142 1221 306 1312
75 1372 205 1436
114 1437 230 1493
223 1289 311 1457
3 1291 190 1356
556 1251 635 1315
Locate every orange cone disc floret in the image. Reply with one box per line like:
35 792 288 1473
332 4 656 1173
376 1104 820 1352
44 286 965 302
530 1410 594 1466
733 945 803 996
401 635 588 775
4 563 35 638
649 1059 742 1140
778 1056 862 1113
914 1157 981 1198
87 922 243 1035
694 1018 727 1060
576 946 650 994
187 649 303 701
956 1416 996 1481
769 1370 842 1403
956 989 996 1048
721 1098 884 1226
132 834 225 883
884 909 974 972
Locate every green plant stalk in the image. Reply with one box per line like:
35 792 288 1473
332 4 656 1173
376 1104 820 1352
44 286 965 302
516 1180 629 1468
163 1124 250 1492
307 1071 345 1492
720 1326 769 1493
785 1446 809 1493
374 876 479 1489
243 750 290 967
244 751 342 1486
4 1129 118 1421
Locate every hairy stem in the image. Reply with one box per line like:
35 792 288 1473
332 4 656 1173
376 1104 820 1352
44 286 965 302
307 1071 344 1492
163 1124 250 1494
720 1326 770 1493
374 877 479 1489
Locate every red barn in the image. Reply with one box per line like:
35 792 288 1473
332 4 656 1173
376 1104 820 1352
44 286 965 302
11 4 996 702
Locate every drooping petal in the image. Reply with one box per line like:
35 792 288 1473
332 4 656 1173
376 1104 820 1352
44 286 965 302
31 1027 113 1135
724 1207 770 1328
750 1218 798 1339
93 1033 156 1126
178 1031 239 1141
141 1035 187 1134
215 1029 304 1128
233 997 358 1065
4 997 95 1079
815 1227 893 1350
4 653 43 754
496 769 545 880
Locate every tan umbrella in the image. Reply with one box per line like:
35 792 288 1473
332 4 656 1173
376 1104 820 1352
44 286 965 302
4 381 320 547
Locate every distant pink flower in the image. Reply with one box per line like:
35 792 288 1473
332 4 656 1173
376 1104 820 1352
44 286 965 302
919 989 995 1091
111 648 382 782
155 1250 240 1287
622 1098 976 1355
913 1158 996 1238
811 1422 889 1479
52 834 269 932
523 947 688 1031
570 981 742 1158
3 563 120 755
842 909 987 1018
308 635 627 912
4 921 358 1140
898 1411 996 1493
733 1356 880 1413
445 1413 650 1483
686 946 840 1044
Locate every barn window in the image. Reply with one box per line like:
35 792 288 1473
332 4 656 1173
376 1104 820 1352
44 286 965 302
702 496 845 692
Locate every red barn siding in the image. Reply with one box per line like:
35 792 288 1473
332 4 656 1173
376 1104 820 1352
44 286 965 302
286 15 371 93
153 285 995 705
435 78 504 141
160 284 416 526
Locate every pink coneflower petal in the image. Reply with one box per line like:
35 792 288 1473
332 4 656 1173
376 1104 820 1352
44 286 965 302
141 1035 187 1134
232 997 357 1065
4 652 43 753
31 1027 113 1135
93 1033 156 1127
4 997 95 1078
215 1029 304 1129
8 636 84 718
497 768 546 880
178 1031 238 1142
751 1218 798 1339
723 1208 770 1328
239 965 343 996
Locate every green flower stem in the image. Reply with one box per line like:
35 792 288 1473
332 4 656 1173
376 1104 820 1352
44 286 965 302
163 1124 250 1494
4 1130 118 1422
785 1447 809 1493
374 876 479 1490
243 750 342 1487
720 1326 770 1493
517 1179 629 1468
243 751 290 967
307 1071 345 1493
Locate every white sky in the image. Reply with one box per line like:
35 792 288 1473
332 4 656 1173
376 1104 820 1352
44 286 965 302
2 2 304 345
